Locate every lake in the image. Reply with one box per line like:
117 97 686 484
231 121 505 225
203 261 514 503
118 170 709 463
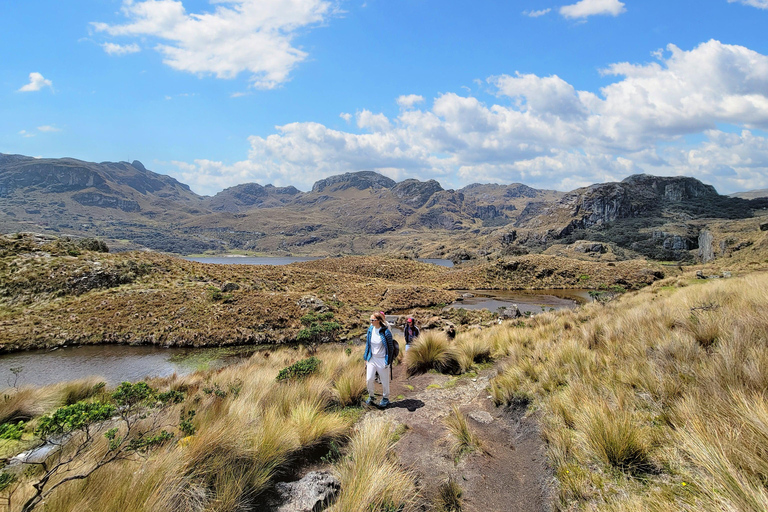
184 256 454 267
0 345 255 390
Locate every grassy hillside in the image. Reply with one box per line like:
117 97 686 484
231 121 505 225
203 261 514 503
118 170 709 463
0 233 663 353
2 245 768 509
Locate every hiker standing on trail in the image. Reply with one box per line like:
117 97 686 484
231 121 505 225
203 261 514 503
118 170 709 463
403 317 420 352
364 311 394 409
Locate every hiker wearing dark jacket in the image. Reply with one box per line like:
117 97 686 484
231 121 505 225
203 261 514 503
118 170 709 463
403 317 420 351
364 311 394 408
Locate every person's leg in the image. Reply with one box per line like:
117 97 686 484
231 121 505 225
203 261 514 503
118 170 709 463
380 364 391 400
366 362 377 401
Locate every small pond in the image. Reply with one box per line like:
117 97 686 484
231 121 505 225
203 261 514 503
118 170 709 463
185 256 454 267
0 345 255 390
449 289 592 314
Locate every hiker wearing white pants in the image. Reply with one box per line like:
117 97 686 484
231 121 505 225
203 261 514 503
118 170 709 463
364 311 394 409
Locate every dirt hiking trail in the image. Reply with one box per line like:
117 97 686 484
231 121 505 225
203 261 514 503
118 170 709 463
367 361 553 512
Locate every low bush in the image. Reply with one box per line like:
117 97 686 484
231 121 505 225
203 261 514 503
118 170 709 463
275 356 321 381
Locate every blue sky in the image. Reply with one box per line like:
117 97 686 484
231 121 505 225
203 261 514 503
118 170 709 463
3 0 768 195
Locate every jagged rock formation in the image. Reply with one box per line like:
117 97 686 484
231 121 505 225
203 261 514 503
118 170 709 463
2 154 766 262
204 183 300 212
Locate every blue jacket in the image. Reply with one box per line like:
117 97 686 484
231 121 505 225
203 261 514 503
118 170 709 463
364 325 395 365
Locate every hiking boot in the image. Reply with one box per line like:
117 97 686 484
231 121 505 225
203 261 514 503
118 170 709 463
365 396 375 406
378 398 390 409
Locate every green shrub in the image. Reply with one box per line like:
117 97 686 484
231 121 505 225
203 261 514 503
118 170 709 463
297 312 341 345
276 356 321 381
0 420 25 440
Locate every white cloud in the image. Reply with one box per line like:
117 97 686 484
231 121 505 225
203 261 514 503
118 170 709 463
339 112 352 122
37 125 61 132
661 130 768 193
560 0 626 19
19 130 35 138
18 72 53 92
523 8 552 17
169 40 768 195
101 42 141 55
92 0 338 89
396 94 425 108
728 0 768 8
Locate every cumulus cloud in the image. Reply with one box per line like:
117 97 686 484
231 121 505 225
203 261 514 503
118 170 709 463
396 94 425 108
18 72 53 92
101 42 141 55
728 0 768 8
170 40 768 195
560 0 626 19
523 8 552 17
92 0 337 89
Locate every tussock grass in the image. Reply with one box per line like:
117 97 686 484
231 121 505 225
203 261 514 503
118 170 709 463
330 416 419 512
7 343 367 512
487 272 768 510
578 403 654 474
434 477 463 512
0 376 106 424
443 405 484 460
405 330 455 375
453 333 493 372
332 366 366 406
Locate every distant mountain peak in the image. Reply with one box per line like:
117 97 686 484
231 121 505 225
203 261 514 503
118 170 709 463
311 171 396 193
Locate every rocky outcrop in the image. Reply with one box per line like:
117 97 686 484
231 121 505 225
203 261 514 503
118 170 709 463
206 183 300 212
72 192 140 212
698 229 715 262
517 174 721 232
311 171 396 193
391 179 443 209
267 471 340 512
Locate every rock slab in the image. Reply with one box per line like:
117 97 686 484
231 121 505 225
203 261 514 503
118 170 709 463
271 471 340 512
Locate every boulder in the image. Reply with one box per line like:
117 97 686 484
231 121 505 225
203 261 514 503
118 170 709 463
698 230 715 262
221 282 240 292
269 471 340 512
296 295 327 311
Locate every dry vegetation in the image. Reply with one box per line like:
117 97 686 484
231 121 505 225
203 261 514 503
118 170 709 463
0 233 662 353
0 344 421 511
5 230 768 510
487 271 768 510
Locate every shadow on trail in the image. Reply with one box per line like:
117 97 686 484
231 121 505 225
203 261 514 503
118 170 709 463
388 398 424 412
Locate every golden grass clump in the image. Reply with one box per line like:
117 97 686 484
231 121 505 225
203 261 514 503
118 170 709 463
443 405 484 459
577 403 654 474
330 416 419 512
332 366 366 406
405 330 455 375
453 332 493 373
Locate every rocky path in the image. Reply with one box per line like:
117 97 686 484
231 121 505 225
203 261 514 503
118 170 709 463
366 362 553 512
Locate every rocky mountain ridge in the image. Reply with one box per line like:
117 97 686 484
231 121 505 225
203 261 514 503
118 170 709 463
2 153 766 262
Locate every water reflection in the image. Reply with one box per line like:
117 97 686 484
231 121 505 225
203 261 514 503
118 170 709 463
449 289 591 314
0 345 253 389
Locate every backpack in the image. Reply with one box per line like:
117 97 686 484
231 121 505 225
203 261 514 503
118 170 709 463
391 337 400 361
389 333 400 380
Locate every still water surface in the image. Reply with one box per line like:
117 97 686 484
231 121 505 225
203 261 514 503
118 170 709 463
450 289 591 313
184 256 454 267
0 345 251 390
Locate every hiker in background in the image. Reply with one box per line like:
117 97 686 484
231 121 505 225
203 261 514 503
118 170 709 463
403 317 420 352
364 311 394 409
